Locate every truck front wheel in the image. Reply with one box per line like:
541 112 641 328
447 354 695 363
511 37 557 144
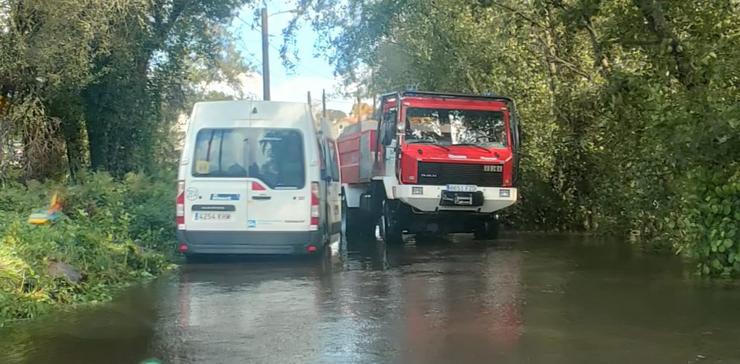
379 200 404 245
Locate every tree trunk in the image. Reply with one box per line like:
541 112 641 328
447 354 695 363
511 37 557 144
634 0 699 90
61 118 84 178
83 83 109 171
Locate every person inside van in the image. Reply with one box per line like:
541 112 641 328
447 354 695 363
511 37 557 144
246 130 305 188
252 135 280 185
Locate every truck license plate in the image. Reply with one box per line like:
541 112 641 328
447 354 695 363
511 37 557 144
193 212 232 221
446 184 477 192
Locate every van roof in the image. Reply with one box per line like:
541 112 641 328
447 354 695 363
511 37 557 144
190 100 313 126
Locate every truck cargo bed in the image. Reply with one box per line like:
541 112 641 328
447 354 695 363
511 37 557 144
337 120 378 184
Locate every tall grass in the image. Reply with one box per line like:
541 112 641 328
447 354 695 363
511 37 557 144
0 172 176 325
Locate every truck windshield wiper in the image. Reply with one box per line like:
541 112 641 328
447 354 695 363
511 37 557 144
406 139 450 151
453 143 492 153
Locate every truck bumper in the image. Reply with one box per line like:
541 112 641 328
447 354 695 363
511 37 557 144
391 185 517 213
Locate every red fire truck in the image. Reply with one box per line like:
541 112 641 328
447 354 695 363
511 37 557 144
337 91 520 244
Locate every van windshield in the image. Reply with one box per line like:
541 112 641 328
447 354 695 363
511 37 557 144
192 128 305 188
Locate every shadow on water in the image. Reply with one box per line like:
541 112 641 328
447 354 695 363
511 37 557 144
2 233 740 364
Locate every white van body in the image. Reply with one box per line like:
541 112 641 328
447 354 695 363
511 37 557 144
176 100 341 255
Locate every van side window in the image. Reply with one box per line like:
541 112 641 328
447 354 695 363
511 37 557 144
318 138 327 180
327 140 340 182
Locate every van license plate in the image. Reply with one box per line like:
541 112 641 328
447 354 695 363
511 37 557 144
193 212 232 221
446 184 477 192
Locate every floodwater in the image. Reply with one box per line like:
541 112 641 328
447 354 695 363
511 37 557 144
1 233 739 364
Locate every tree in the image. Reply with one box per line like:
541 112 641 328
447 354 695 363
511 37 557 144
0 0 253 179
82 0 251 174
285 0 740 275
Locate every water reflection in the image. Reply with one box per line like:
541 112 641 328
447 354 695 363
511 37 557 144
2 234 740 364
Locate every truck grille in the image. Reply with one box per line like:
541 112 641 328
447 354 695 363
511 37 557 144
417 162 503 187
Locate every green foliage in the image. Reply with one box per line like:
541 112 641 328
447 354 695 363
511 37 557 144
120 171 178 252
288 0 740 275
675 167 740 277
0 172 175 325
0 0 252 179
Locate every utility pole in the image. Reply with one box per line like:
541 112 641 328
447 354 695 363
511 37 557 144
322 89 327 120
261 7 271 101
370 70 376 117
356 95 362 122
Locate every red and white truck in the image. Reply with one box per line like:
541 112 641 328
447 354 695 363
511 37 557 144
337 91 520 243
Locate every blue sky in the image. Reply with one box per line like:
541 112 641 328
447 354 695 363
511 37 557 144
227 1 354 112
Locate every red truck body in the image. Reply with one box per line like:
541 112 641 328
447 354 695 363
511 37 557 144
337 126 377 185
338 91 520 243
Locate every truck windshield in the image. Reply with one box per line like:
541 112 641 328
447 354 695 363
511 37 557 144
405 108 507 147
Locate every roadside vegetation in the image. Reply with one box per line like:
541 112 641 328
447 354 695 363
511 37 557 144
0 172 175 323
0 0 251 324
287 0 739 276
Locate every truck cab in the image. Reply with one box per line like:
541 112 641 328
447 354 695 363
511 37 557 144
339 91 520 244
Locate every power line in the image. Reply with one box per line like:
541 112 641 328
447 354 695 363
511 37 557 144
234 16 283 40
234 17 289 57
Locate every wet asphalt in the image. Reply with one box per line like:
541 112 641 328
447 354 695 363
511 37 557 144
1 233 740 364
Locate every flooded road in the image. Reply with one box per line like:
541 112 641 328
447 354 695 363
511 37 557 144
2 233 739 364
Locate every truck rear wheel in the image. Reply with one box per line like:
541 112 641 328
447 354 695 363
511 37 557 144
474 217 500 240
343 196 374 242
379 200 404 245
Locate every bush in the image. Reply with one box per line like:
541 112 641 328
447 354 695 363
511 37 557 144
0 171 175 325
120 171 177 252
674 167 740 277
